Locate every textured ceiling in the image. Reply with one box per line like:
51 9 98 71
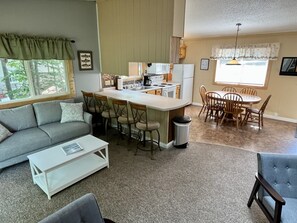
184 0 297 38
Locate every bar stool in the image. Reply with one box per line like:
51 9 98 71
129 102 161 160
111 98 135 145
93 94 117 140
81 90 96 114
81 90 99 126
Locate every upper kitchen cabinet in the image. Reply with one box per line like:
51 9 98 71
173 0 186 37
97 0 186 74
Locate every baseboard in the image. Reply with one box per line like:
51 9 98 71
263 114 297 123
191 103 297 123
110 124 174 149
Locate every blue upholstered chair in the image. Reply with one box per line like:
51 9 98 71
39 193 115 223
247 153 297 223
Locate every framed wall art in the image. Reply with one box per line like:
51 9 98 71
200 58 209 70
78 51 93 71
279 57 297 76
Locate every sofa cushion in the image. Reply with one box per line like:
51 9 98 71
60 102 84 123
33 99 74 126
0 104 37 132
263 196 297 223
0 123 12 142
0 128 51 162
39 122 90 144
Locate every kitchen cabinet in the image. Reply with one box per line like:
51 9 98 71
146 90 156 95
95 90 188 146
156 89 162 96
176 85 181 99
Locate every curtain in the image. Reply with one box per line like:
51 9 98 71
0 33 74 60
210 42 280 60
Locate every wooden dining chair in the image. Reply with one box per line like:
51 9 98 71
220 93 244 129
243 95 272 129
239 87 257 95
222 86 237 92
239 88 258 114
204 92 224 125
198 85 208 117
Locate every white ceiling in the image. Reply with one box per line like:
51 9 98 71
184 0 297 38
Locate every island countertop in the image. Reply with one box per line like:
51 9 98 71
95 89 189 111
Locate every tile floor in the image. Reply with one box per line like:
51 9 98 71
186 105 297 154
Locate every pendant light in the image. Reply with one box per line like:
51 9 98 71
226 23 241 65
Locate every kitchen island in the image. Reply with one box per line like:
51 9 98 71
95 89 189 148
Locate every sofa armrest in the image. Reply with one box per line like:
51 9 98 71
83 112 93 135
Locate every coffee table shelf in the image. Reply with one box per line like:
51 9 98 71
28 135 109 200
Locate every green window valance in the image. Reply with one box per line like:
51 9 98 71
0 33 74 60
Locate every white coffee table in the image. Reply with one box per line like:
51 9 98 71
27 135 109 200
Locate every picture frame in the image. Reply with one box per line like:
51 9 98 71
78 51 93 71
279 57 297 76
200 58 209 70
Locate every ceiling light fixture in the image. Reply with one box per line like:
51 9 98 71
226 23 242 65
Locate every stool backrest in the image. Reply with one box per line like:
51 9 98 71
129 102 148 127
111 99 129 117
93 94 111 114
81 90 95 112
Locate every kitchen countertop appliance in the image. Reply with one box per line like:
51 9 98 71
143 75 152 86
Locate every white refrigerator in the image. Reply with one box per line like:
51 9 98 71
171 64 195 104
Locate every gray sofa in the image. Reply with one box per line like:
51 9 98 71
0 99 92 169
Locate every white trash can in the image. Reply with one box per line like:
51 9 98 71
173 115 191 148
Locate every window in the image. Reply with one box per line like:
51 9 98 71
0 59 71 103
214 59 269 87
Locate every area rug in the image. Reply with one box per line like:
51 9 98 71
0 139 267 223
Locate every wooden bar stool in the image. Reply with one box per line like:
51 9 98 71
93 94 117 140
129 102 161 160
111 98 135 145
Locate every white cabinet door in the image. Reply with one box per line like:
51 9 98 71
181 77 193 103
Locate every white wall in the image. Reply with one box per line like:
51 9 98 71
0 0 101 100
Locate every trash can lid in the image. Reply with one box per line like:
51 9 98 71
172 115 192 123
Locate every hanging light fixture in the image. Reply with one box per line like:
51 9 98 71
226 23 242 65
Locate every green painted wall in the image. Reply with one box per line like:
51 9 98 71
98 0 174 75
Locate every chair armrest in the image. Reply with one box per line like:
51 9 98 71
247 173 286 223
255 173 286 205
83 112 93 135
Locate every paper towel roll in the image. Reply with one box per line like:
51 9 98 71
117 78 123 90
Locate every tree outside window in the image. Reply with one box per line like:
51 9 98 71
0 59 69 103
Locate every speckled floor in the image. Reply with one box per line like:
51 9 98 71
186 105 297 154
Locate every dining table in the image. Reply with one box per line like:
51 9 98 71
206 91 262 105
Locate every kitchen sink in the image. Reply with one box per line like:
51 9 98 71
131 86 154 90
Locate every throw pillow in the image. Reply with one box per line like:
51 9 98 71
60 102 84 123
0 123 13 142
